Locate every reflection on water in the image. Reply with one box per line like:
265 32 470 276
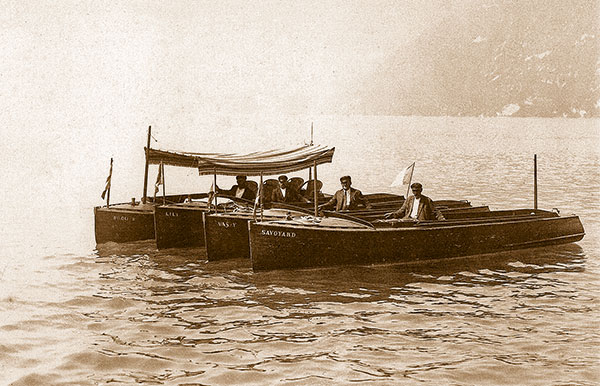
14 241 585 385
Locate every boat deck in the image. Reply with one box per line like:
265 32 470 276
261 209 563 231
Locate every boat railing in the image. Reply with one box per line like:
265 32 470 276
322 210 376 229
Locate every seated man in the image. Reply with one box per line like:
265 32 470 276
271 175 309 203
318 175 371 211
216 175 256 201
384 182 444 221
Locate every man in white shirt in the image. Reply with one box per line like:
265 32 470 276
384 182 444 221
217 176 256 201
271 175 307 203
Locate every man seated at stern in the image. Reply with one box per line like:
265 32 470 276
216 175 256 201
318 175 372 212
271 175 309 203
384 182 444 221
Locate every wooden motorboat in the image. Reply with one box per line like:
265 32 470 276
94 126 213 244
248 208 584 271
94 193 209 244
204 196 483 261
152 144 336 249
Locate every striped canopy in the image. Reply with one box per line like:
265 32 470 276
147 145 335 176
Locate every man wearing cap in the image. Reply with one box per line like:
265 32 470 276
271 175 308 203
216 175 256 201
384 182 444 221
318 175 371 212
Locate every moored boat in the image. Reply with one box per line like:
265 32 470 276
248 208 585 271
94 193 208 244
204 196 482 261
152 144 336 249
94 126 212 244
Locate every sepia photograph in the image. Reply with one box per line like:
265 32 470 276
1 0 598 384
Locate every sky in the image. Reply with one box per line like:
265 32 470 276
1 1 456 207
4 0 595 218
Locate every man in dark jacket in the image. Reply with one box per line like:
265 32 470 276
318 175 371 211
384 182 444 221
271 175 309 203
217 175 256 201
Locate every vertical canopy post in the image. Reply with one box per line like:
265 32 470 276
212 170 217 212
161 162 166 205
142 125 151 204
313 161 318 217
260 172 264 222
534 154 538 210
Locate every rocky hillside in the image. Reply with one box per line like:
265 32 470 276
349 0 599 117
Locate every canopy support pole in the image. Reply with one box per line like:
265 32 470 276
212 170 217 212
534 154 538 210
260 172 264 222
142 125 151 204
162 162 166 205
313 161 318 217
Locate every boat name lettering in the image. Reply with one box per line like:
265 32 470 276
261 229 296 238
217 221 236 228
165 211 179 217
113 215 129 221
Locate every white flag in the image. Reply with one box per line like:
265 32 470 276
391 162 415 187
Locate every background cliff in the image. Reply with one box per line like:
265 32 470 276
345 0 599 117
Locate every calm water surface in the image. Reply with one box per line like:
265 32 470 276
1 117 599 385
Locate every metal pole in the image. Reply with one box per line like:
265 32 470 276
308 123 313 181
161 162 166 205
213 170 217 212
260 172 264 222
313 161 318 217
534 154 538 210
106 157 113 208
142 126 151 204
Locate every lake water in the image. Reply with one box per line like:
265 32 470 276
1 117 599 385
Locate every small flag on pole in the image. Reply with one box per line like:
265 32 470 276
391 162 415 187
207 182 215 206
154 161 163 198
101 158 113 199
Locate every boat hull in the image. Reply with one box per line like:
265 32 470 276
249 214 585 271
204 213 253 260
94 206 155 244
154 205 207 249
204 209 305 261
204 199 480 261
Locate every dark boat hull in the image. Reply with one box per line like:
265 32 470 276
94 206 155 244
204 213 253 260
204 209 304 261
249 213 585 271
204 199 481 261
154 205 208 249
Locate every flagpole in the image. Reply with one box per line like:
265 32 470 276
405 162 415 199
308 122 314 181
142 125 151 204
106 158 113 208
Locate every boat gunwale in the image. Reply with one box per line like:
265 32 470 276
252 212 582 232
